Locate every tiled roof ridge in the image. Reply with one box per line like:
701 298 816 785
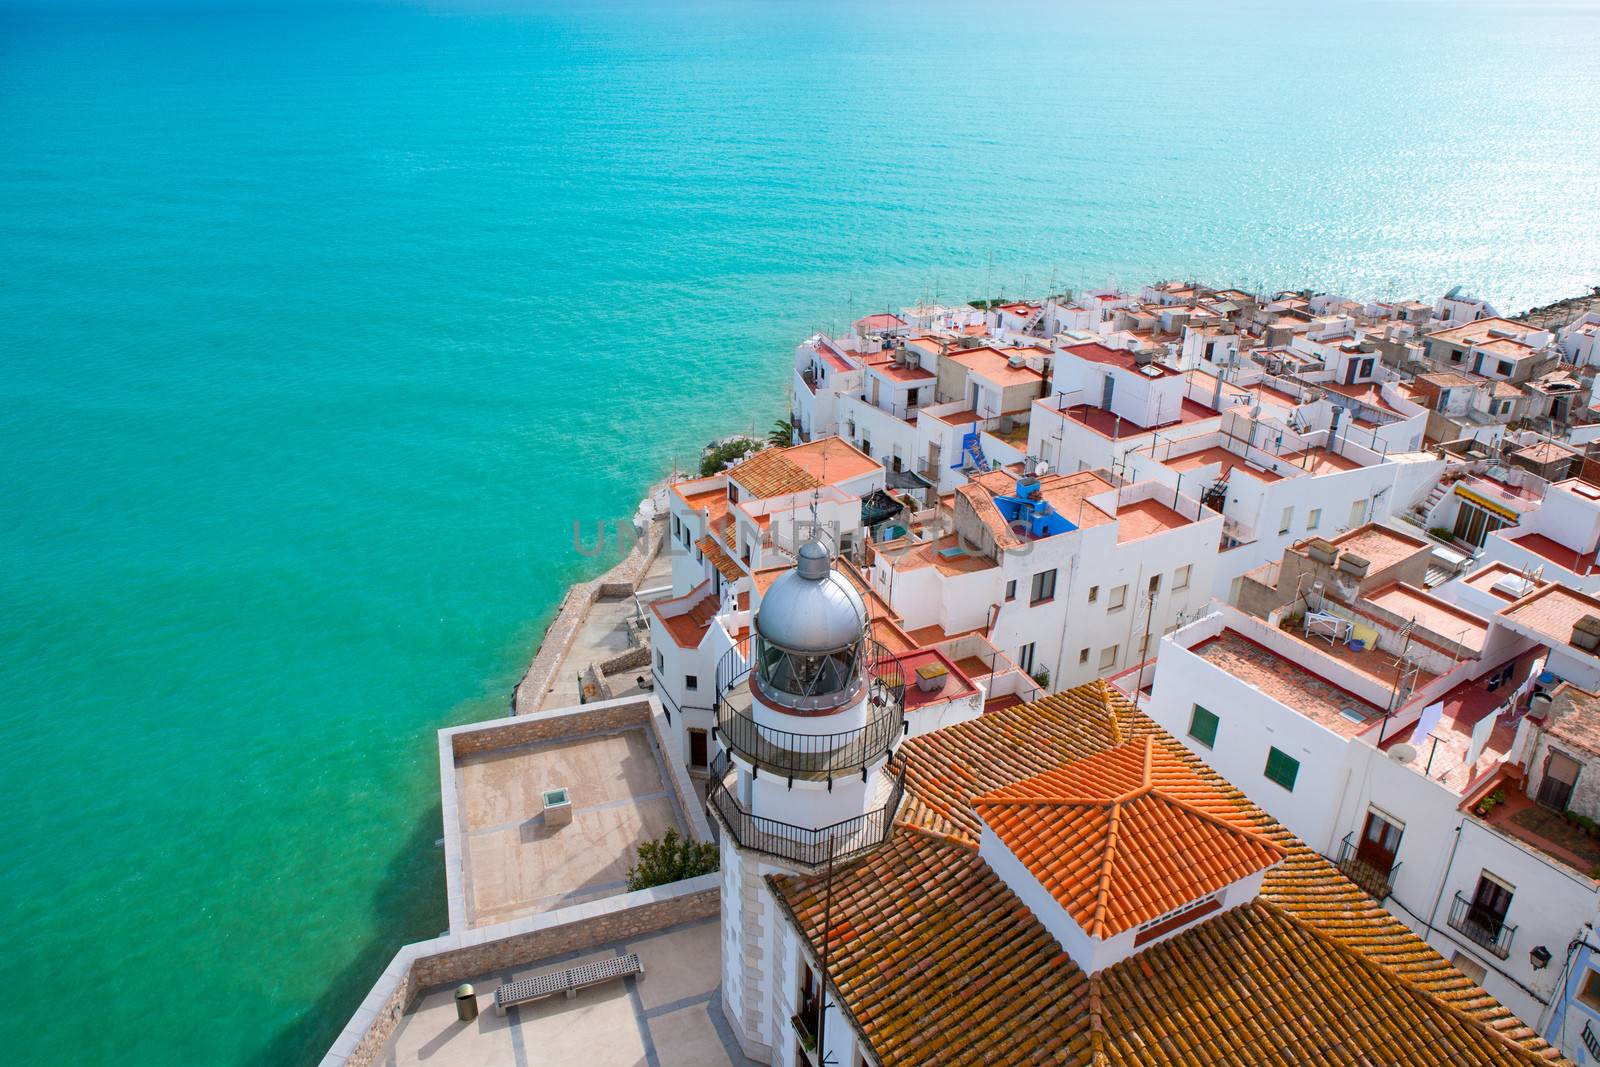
1086 973 1109 1066
892 819 978 852
1254 896 1561 1064
1088 794 1125 939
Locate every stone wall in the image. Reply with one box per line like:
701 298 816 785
599 644 652 675
450 697 652 759
512 511 665 715
322 875 720 1067
411 880 719 989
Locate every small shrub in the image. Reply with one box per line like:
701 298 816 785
626 828 719 891
1030 666 1051 690
1428 527 1455 542
700 438 759 477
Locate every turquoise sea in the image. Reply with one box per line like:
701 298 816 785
2 1 1598 1062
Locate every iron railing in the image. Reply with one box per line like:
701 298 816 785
790 1009 821 1065
706 766 904 870
1334 832 1401 901
1447 891 1516 959
714 639 906 778
1583 1018 1600 1059
716 695 905 780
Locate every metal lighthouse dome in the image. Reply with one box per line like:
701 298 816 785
756 541 867 653
751 540 869 712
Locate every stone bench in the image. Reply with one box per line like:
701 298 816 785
494 954 644 1014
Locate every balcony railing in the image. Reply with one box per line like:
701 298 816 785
706 766 904 870
790 1007 821 1065
1583 1018 1600 1059
1334 832 1400 901
1447 892 1516 959
714 640 907 779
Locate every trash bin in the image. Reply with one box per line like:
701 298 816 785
455 984 478 1023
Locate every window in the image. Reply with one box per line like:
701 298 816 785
1450 951 1487 985
1088 585 1099 603
1173 565 1191 591
1278 506 1294 535
1579 969 1600 1011
1148 574 1161 596
1078 648 1090 664
1108 585 1127 611
1307 507 1321 530
1017 642 1036 674
1348 499 1365 527
1264 747 1299 791
1356 808 1404 878
672 515 681 538
685 674 699 691
1004 579 1017 602
1450 349 1464 363
1098 645 1119 672
907 387 920 407
655 650 664 670
728 484 739 503
1496 360 1512 376
1030 569 1057 604
1188 705 1219 748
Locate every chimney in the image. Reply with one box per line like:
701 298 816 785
1336 552 1371 579
1304 538 1337 565
1572 614 1600 653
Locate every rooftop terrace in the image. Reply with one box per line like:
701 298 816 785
1192 629 1385 737
454 726 687 928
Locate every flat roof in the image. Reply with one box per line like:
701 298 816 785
1320 524 1430 574
1460 562 1536 602
1165 445 1282 483
455 728 685 928
1113 497 1192 542
881 532 998 575
1062 341 1180 378
1508 531 1590 574
1363 582 1488 651
948 346 1046 387
1050 397 1217 440
1500 583 1600 653
1275 446 1364 475
1192 629 1384 737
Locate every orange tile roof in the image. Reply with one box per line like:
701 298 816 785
726 448 821 499
694 534 743 581
783 436 881 485
769 684 1560 1067
973 736 1284 938
1501 583 1600 653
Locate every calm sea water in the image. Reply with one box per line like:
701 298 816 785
1 1 1597 1062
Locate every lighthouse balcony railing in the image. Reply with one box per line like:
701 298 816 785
713 641 907 779
706 764 905 871
715 695 905 780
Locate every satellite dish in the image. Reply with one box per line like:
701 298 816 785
1035 459 1050 477
1389 743 1418 765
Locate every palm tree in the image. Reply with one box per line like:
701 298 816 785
769 417 795 448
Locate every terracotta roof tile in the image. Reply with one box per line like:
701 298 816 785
694 534 743 581
769 683 1564 1067
727 448 822 499
973 737 1284 937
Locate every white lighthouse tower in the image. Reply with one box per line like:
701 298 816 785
709 539 905 1062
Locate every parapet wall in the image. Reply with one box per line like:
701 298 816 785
439 695 712 933
320 874 719 1067
512 511 665 715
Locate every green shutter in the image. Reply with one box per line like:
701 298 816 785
1265 747 1300 791
1188 705 1219 749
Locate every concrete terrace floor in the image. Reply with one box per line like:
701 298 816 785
538 553 673 711
457 727 687 927
380 918 758 1067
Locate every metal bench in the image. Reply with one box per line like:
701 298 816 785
494 954 644 1014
